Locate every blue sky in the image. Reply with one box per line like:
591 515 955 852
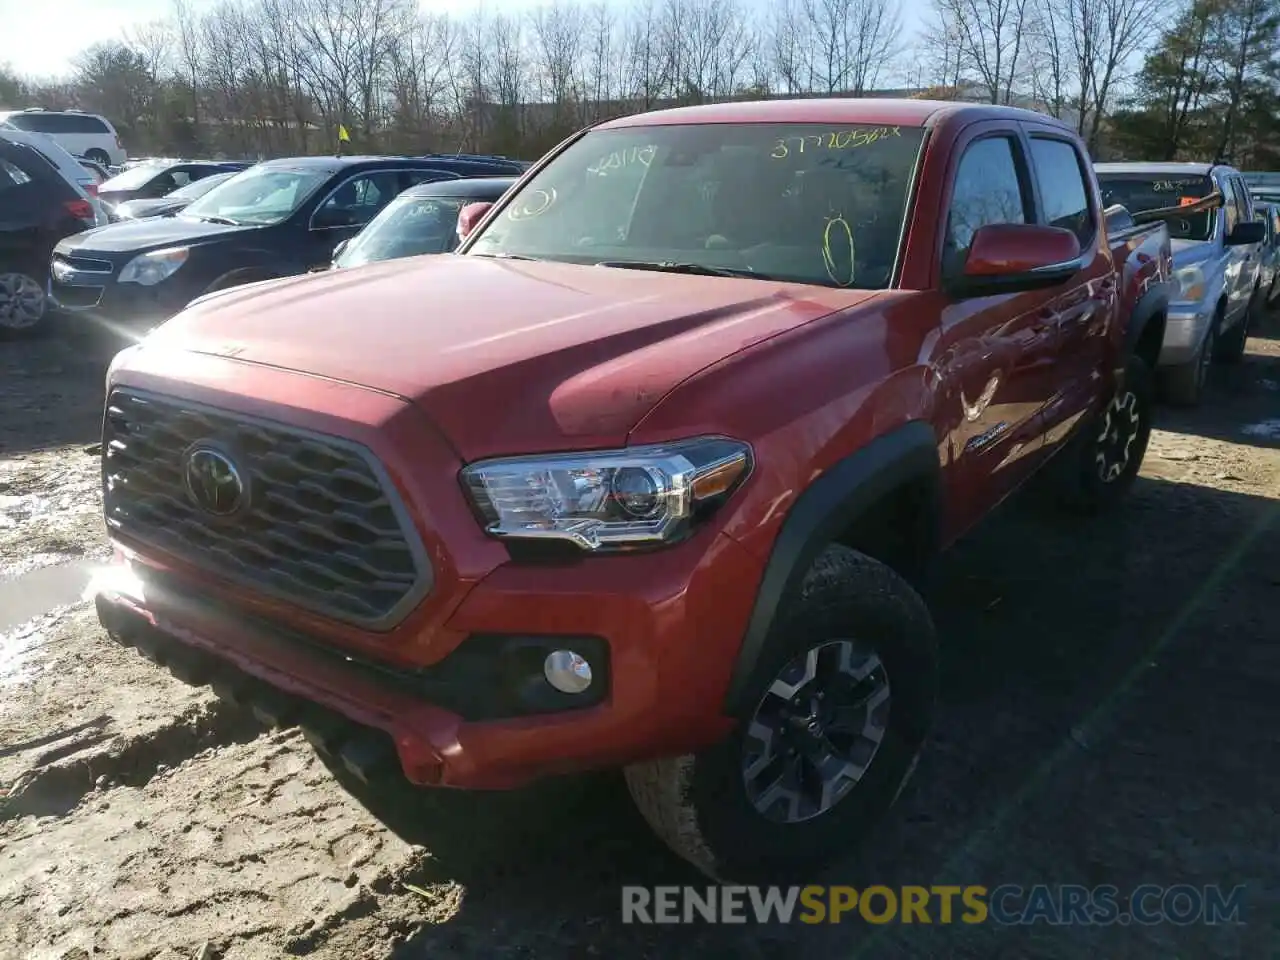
4 0 930 81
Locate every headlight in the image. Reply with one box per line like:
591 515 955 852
1175 264 1206 302
461 437 752 551
118 246 189 285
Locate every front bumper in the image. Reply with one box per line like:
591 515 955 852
96 519 759 789
1159 301 1214 366
49 268 195 327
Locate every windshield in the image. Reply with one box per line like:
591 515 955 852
181 166 331 226
1097 174 1216 242
100 164 169 192
169 172 236 201
465 122 925 289
335 195 472 267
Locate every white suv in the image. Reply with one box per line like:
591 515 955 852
0 108 126 167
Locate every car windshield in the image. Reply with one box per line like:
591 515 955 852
1096 173 1217 242
335 195 476 267
181 166 331 226
169 172 236 201
465 122 926 289
100 164 169 192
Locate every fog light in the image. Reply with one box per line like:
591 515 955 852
543 650 593 694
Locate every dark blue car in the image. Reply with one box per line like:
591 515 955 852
49 153 527 327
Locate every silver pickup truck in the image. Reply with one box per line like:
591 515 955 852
1095 162 1265 406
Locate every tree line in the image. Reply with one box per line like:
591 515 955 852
0 0 1277 167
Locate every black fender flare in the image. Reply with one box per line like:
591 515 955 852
1123 281 1173 363
722 420 943 715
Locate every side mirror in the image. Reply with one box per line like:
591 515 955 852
946 223 1083 299
331 238 349 263
1226 220 1265 246
457 201 494 241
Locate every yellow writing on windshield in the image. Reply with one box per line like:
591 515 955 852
588 145 656 176
821 216 856 287
772 127 902 159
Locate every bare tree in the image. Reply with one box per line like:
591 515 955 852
933 0 1035 103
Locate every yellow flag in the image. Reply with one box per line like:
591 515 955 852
338 124 350 143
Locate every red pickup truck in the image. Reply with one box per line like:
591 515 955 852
95 99 1173 881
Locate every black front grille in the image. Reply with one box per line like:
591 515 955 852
53 285 103 308
103 388 431 629
57 255 113 273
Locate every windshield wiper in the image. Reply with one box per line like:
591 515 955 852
469 252 540 261
193 214 240 226
596 259 770 280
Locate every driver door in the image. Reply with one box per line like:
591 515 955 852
305 170 404 269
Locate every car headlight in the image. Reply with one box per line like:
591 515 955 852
118 247 189 285
461 437 752 551
1175 264 1206 302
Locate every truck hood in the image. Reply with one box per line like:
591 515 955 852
1170 238 1216 267
142 255 876 460
55 215 256 255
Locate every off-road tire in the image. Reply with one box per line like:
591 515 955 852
1162 310 1218 407
624 545 938 882
1044 353 1154 514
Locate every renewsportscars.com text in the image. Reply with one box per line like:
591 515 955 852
621 884 1246 926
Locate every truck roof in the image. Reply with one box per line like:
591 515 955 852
597 97 1072 130
1095 162 1221 176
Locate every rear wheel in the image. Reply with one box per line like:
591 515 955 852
624 546 937 881
1045 354 1154 514
84 149 111 167
0 269 48 336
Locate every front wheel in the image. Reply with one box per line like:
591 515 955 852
1162 315 1216 407
625 546 937 881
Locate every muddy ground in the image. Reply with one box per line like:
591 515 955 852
1 316 1278 960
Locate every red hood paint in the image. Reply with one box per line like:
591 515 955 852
145 255 878 460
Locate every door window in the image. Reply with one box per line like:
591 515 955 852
1221 176 1241 234
314 171 405 229
1029 136 1095 246
944 136 1030 275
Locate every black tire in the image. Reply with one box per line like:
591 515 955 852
84 149 111 166
624 545 938 881
1044 353 1154 514
0 266 50 338
1215 296 1253 364
1161 311 1217 407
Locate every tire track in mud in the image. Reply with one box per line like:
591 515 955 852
2 696 264 821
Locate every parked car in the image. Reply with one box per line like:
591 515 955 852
0 127 108 225
0 108 126 167
1252 202 1280 307
96 98 1176 880
1095 162 1264 406
330 176 516 268
50 155 535 326
78 157 110 185
0 138 100 334
111 171 243 221
96 160 251 214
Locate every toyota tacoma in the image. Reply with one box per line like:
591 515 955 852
95 98 1173 881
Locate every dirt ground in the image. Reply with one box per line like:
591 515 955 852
1 316 1278 960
